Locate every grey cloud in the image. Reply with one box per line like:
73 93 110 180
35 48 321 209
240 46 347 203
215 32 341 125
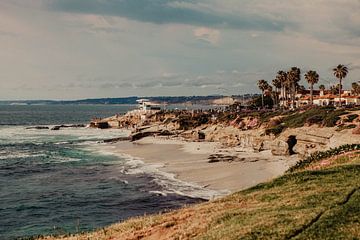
49 0 289 31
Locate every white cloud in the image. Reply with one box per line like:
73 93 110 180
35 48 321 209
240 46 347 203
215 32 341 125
0 0 360 99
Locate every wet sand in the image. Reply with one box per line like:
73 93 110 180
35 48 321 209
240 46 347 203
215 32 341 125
97 136 298 198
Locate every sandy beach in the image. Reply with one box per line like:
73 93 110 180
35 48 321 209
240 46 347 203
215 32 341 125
94 136 299 199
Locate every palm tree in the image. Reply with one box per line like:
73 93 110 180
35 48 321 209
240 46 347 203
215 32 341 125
276 71 288 107
287 67 301 108
319 84 325 91
257 79 269 108
272 78 282 107
305 70 319 104
333 64 348 106
330 84 341 95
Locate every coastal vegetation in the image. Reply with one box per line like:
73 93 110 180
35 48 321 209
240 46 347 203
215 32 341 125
40 146 360 239
256 64 358 110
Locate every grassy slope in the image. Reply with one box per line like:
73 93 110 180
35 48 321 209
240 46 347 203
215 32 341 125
44 152 360 240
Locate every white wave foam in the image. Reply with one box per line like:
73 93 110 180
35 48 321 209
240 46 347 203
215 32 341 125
95 151 228 200
0 152 47 160
0 125 130 145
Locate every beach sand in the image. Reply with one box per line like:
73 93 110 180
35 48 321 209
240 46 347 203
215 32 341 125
96 136 299 198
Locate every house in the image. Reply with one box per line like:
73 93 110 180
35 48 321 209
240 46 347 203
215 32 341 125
125 99 163 121
136 99 162 111
280 89 359 108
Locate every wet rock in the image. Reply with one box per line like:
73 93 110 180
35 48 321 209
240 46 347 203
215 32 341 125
102 137 131 143
26 126 49 130
51 124 86 130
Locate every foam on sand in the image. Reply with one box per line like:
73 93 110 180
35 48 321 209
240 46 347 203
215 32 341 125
90 136 298 200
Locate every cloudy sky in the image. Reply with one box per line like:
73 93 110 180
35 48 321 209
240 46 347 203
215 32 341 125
0 0 359 100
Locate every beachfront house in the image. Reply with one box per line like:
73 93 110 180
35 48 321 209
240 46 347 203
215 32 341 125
125 99 163 121
280 88 359 108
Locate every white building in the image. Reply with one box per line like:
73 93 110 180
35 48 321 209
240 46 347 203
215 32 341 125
126 99 163 120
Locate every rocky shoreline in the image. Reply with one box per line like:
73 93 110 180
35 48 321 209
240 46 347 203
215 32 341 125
90 107 360 158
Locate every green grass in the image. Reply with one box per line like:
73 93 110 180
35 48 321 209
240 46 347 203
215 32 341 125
43 147 360 240
264 106 348 136
287 144 360 173
282 106 347 128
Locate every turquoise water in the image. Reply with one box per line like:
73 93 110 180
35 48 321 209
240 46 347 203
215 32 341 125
0 105 204 239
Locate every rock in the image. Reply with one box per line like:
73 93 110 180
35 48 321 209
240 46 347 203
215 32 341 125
270 140 290 156
26 126 49 130
51 126 61 130
352 125 360 135
267 118 282 128
131 131 161 141
158 130 175 136
102 137 131 143
51 124 86 130
198 131 206 140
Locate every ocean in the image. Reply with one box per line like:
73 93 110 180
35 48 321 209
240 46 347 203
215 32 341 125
0 105 205 239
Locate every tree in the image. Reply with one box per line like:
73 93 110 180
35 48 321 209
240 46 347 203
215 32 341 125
352 82 360 95
305 70 320 104
319 84 326 91
287 67 301 108
257 79 269 108
276 71 288 107
330 84 342 95
333 64 348 106
272 78 282 107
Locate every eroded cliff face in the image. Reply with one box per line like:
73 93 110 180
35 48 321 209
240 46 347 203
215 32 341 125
92 111 360 157
184 125 359 157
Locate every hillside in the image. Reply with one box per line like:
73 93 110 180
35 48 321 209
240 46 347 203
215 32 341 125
41 145 360 240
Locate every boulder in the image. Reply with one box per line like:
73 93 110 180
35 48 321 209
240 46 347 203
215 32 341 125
270 140 290 156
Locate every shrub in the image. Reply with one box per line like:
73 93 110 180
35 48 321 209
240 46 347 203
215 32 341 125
306 115 323 125
344 114 359 123
336 124 357 131
287 144 360 173
282 107 346 128
323 109 347 127
265 125 285 136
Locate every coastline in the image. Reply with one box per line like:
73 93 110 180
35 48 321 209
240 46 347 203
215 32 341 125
92 136 299 199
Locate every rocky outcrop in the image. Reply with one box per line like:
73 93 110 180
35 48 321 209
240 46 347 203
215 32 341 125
102 137 132 143
130 129 175 141
26 126 49 130
90 110 360 157
51 124 86 130
270 140 290 156
198 125 359 157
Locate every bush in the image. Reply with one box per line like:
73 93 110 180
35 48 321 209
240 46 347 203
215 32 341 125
306 115 323 125
265 125 285 136
336 124 357 131
283 107 347 128
287 144 360 173
344 114 359 123
323 109 347 127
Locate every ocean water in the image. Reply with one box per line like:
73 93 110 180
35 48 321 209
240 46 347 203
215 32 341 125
0 105 205 240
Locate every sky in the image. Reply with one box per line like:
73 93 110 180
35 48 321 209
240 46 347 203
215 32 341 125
0 0 359 100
